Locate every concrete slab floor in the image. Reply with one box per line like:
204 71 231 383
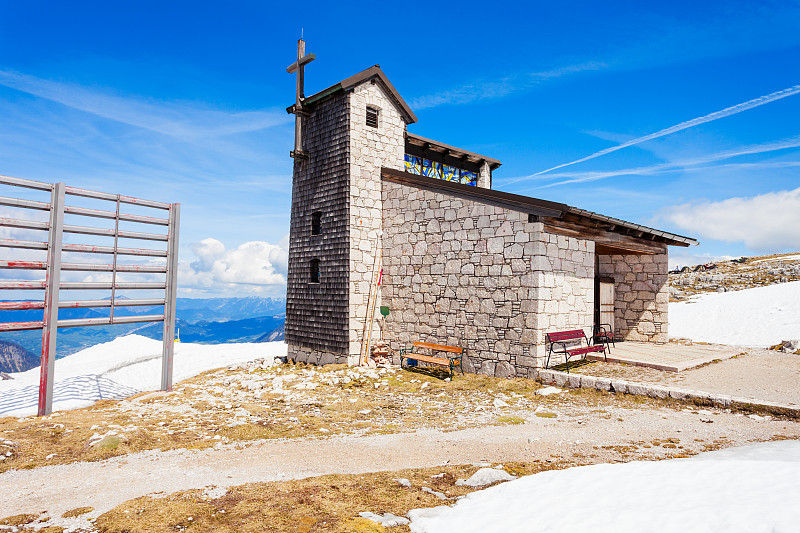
576 346 800 407
586 341 742 371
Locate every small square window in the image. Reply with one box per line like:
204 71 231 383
311 211 322 236
366 106 379 128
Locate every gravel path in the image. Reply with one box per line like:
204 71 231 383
575 348 800 406
2 402 798 528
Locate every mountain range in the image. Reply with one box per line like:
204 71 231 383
0 340 38 374
0 297 286 371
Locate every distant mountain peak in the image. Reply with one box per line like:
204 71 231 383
0 340 38 373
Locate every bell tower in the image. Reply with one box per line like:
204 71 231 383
284 50 417 365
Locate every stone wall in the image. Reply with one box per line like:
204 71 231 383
529 230 595 362
347 81 407 363
477 161 492 189
381 179 595 377
597 250 669 343
286 92 351 362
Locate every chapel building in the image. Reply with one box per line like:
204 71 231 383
285 64 697 378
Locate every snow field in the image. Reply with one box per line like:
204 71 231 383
407 440 800 533
669 280 800 346
0 335 287 417
751 254 800 263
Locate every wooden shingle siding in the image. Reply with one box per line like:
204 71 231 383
285 92 350 354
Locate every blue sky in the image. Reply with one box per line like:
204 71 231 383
1 0 799 297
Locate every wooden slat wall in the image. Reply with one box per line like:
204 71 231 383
285 93 350 354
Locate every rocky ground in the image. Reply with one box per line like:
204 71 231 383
669 252 800 301
2 251 799 532
2 360 799 532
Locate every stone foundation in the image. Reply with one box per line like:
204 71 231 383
287 344 353 366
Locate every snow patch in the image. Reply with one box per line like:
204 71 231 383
751 254 800 263
669 280 800 346
535 386 564 396
359 511 410 527
0 335 287 417
409 440 800 533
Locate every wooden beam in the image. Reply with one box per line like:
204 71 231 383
596 243 658 256
542 217 668 255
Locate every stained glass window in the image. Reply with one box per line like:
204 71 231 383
432 161 442 179
404 154 421 175
460 170 478 186
404 153 479 186
421 158 442 179
443 165 459 182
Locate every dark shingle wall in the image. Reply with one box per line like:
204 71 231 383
285 93 350 353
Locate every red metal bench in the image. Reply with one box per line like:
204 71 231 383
592 323 616 352
545 329 606 373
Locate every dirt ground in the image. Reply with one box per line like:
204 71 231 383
1 361 799 532
573 347 800 406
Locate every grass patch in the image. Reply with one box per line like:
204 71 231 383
496 416 526 425
535 412 557 418
0 514 39 526
93 462 569 533
62 507 94 518
551 359 595 372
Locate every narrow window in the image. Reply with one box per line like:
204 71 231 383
311 211 322 235
366 106 379 128
310 258 320 283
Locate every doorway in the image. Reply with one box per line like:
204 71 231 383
595 276 615 332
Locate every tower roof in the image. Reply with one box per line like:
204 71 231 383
290 65 418 124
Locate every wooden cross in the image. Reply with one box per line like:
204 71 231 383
287 38 315 160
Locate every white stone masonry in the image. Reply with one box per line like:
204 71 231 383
348 82 407 363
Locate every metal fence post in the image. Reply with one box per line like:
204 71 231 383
2 174 179 415
160 203 180 391
38 182 65 416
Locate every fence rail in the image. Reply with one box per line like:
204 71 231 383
0 173 180 416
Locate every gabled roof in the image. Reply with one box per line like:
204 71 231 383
293 65 418 124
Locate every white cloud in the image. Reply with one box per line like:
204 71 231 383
659 188 800 251
179 236 289 294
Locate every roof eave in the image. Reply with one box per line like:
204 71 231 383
406 132 502 170
567 207 699 247
340 66 418 124
294 65 418 124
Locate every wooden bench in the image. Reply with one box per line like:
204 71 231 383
399 341 465 379
545 329 606 373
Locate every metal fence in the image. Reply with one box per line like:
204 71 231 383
0 174 180 416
